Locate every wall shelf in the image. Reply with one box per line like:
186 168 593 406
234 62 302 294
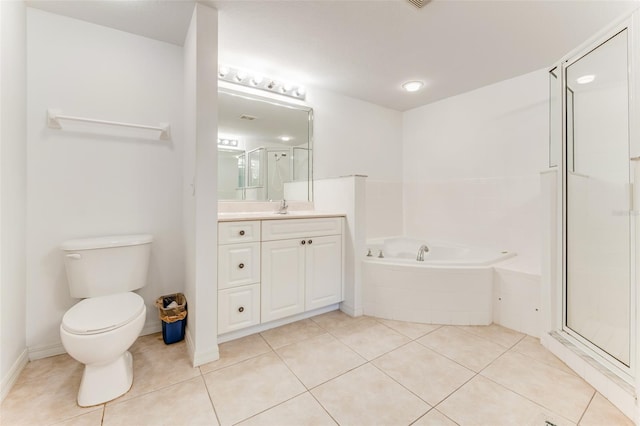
47 109 171 140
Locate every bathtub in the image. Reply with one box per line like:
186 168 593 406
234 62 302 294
362 237 515 325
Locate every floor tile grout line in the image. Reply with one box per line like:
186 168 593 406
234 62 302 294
576 388 597 425
367 359 434 415
306 390 341 426
227 389 310 426
200 370 223 426
478 372 583 425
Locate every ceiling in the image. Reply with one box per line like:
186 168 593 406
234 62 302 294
27 0 640 111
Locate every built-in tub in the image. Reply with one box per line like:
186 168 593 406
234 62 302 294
362 237 515 325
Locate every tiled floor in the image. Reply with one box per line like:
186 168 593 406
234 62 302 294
1 311 634 426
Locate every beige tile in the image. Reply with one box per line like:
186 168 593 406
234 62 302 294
260 319 325 349
309 310 373 332
129 332 167 354
458 323 525 348
104 376 217 426
332 321 411 360
203 352 306 426
200 333 272 374
481 351 594 423
579 392 634 426
113 340 200 403
275 333 365 388
437 375 546 425
237 392 336 426
373 342 474 406
512 336 576 375
311 364 429 425
412 409 457 426
376 318 442 340
0 367 101 425
417 326 507 372
18 353 83 382
51 409 104 426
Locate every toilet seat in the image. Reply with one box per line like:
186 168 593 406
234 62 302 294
62 292 145 335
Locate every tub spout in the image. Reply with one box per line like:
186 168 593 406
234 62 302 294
416 244 429 261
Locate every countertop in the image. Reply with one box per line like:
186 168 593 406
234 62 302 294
218 210 346 222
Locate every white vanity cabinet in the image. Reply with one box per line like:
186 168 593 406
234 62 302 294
218 215 344 336
261 218 343 323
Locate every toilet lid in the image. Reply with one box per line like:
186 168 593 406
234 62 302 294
62 292 145 335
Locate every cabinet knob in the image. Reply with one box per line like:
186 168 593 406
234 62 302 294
238 306 244 313
239 230 245 236
301 240 306 245
308 240 313 244
238 263 245 269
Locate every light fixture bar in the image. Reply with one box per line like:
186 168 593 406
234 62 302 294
218 65 306 100
218 138 238 147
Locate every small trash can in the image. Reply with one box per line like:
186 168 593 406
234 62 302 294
155 293 187 344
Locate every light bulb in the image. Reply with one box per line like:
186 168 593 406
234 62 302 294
402 80 424 92
576 74 596 85
251 75 264 86
235 70 247 82
218 66 230 78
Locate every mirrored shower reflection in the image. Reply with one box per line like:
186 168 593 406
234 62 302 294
565 29 631 366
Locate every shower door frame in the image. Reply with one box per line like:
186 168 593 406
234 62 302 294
559 16 638 384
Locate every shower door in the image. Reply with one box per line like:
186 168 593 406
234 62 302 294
564 29 632 368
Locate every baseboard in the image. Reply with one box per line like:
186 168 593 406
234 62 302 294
340 302 363 317
141 322 162 337
0 348 29 402
28 342 66 361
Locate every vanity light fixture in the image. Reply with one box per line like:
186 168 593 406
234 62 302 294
576 74 596 85
402 80 424 92
218 138 238 147
218 66 230 78
218 65 306 100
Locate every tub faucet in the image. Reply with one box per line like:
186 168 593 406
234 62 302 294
416 244 429 261
276 199 288 214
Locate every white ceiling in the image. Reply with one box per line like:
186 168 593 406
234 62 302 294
27 0 640 111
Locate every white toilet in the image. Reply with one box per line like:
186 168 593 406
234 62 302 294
59 234 152 407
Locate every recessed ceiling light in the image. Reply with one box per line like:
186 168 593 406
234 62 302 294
576 74 596 85
402 80 424 92
280 136 291 142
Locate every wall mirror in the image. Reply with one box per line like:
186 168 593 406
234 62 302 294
218 88 313 202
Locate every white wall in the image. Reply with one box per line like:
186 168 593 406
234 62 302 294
402 69 548 273
26 9 185 357
1 0 28 399
307 88 404 238
182 3 219 366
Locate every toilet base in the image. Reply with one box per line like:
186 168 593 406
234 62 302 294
77 350 134 407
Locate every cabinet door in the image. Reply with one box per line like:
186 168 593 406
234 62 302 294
261 239 305 322
218 284 260 334
305 235 342 311
218 243 260 290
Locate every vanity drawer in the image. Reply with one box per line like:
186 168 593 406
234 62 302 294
218 284 260 334
218 242 260 290
219 221 260 244
262 217 343 241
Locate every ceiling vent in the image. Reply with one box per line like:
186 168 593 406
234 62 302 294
407 0 428 8
240 114 257 121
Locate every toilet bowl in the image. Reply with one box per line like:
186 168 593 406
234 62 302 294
60 234 152 407
60 292 146 406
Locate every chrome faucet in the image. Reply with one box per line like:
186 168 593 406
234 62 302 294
276 199 288 214
416 244 429 261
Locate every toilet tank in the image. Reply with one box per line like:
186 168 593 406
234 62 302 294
61 234 153 298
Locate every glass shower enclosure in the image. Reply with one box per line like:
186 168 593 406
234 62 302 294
561 28 635 374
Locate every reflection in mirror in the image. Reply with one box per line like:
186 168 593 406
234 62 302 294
218 88 313 201
548 67 560 167
564 29 630 366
